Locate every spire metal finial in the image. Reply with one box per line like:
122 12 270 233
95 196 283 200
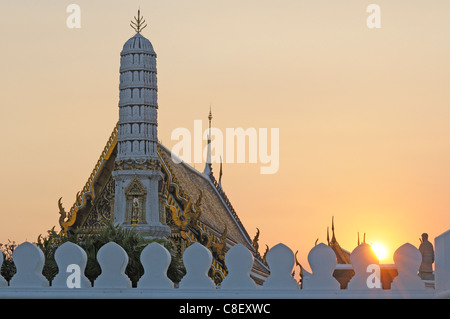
208 104 213 124
130 9 147 33
203 106 213 175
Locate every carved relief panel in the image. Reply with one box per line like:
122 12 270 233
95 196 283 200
124 176 147 225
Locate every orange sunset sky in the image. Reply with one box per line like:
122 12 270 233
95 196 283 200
1 1 450 271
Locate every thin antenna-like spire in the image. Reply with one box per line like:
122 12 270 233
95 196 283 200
331 216 336 242
208 104 213 125
203 105 213 175
207 105 212 164
130 9 147 33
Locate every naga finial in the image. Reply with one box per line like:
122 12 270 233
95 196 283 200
58 197 68 233
194 190 203 212
252 228 260 252
262 244 269 264
130 9 147 33
220 224 228 243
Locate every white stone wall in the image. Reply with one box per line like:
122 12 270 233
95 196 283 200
1 230 450 298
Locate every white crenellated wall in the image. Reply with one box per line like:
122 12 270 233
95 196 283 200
1 230 450 298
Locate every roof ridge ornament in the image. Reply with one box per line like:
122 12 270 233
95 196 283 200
130 9 147 33
203 106 213 175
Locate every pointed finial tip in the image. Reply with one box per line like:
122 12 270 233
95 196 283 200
130 9 147 33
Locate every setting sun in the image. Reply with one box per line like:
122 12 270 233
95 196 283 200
371 243 388 261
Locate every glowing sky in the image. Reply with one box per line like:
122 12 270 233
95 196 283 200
1 1 450 271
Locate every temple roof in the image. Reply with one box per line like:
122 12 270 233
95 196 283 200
158 143 270 279
158 144 254 250
58 124 269 281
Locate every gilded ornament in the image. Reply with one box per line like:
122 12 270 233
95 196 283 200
262 244 269 264
252 228 260 253
58 197 68 234
115 158 161 171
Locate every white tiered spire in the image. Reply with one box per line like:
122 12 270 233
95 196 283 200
112 11 170 239
117 17 158 161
